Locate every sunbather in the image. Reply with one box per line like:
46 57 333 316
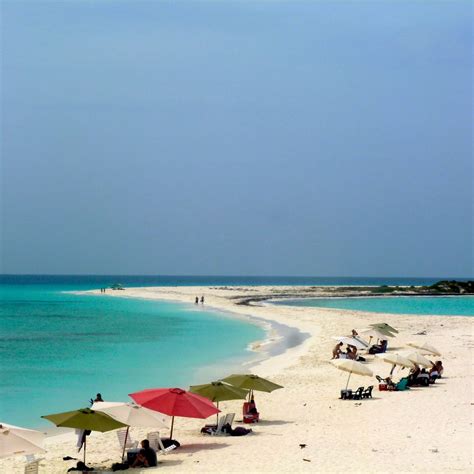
416 368 430 385
408 364 421 386
368 340 387 354
432 360 444 377
131 440 157 468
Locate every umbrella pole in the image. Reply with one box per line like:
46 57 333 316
83 435 86 464
121 426 129 462
170 416 175 440
390 364 395 376
216 401 219 425
345 372 352 390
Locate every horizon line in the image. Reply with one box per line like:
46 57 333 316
1 273 472 279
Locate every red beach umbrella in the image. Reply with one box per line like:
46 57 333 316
129 388 219 439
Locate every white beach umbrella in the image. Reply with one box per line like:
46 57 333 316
332 336 367 350
377 353 415 375
404 352 432 368
92 402 169 461
407 342 441 356
0 423 45 459
332 359 373 390
91 402 169 428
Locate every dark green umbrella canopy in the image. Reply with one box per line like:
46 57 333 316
189 381 249 402
370 323 398 336
221 374 283 393
42 408 127 432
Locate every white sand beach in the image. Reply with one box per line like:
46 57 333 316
2 286 472 473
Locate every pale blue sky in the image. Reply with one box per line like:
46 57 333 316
1 1 472 277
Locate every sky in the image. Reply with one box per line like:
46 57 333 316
1 1 472 277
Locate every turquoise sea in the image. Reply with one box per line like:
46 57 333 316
0 275 471 427
275 296 474 316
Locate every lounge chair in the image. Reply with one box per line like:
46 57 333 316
24 455 43 474
117 429 138 450
362 385 373 398
223 412 235 427
147 431 177 454
24 460 40 474
201 414 232 435
351 387 365 400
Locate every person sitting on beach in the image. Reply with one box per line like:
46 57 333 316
368 340 387 354
434 360 444 377
332 342 343 359
429 361 443 381
416 368 430 385
351 329 358 337
131 439 157 468
346 345 356 360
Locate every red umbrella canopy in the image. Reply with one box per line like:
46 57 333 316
129 388 220 419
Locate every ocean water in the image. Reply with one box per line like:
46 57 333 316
1 275 471 427
0 280 266 427
275 296 474 316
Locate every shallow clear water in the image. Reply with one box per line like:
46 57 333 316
0 282 264 427
275 296 474 316
1 275 471 427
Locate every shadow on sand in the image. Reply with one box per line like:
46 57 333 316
256 419 292 426
178 443 230 454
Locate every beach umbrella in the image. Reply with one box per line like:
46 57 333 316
370 323 399 334
332 336 367 350
221 374 283 400
404 352 432 368
91 402 169 461
42 408 127 463
332 360 373 390
189 381 249 423
407 342 441 356
360 328 394 340
377 353 415 375
0 423 45 459
129 388 219 439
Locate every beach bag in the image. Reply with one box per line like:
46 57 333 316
230 426 252 436
162 438 180 449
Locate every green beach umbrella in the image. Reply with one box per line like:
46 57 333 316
370 323 399 335
189 381 249 423
42 408 127 463
221 374 283 400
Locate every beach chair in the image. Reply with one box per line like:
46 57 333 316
221 413 235 430
201 415 226 435
117 429 138 450
351 387 365 400
362 385 373 398
147 431 177 454
24 459 40 474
